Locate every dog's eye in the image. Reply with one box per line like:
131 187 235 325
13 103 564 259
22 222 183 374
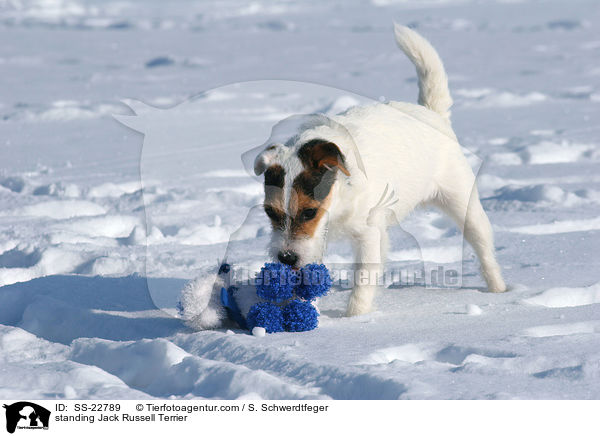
264 206 282 222
299 208 318 222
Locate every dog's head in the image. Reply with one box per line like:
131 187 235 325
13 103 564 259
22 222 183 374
254 138 349 268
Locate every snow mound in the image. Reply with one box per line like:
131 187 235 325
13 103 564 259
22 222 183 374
59 215 141 238
465 304 483 316
456 88 547 108
488 152 522 166
9 101 127 122
506 217 600 235
520 141 595 165
491 184 567 203
200 169 248 178
0 176 26 193
323 96 361 115
33 182 81 198
0 246 85 286
0 275 184 343
15 200 106 219
523 282 600 308
87 182 142 198
523 321 600 338
0 326 149 399
359 343 432 365
71 337 326 399
79 256 131 275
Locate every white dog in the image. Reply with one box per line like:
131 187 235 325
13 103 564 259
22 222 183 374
253 24 506 317
180 25 506 329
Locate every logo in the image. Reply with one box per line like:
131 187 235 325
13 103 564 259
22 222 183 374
3 402 50 434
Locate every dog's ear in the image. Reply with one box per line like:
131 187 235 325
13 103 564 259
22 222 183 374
254 143 284 176
297 139 350 176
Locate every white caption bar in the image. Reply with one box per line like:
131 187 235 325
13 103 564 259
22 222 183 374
0 400 598 436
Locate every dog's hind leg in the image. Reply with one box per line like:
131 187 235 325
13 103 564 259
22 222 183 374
432 166 506 293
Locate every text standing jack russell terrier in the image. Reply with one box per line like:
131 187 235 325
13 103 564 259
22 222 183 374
253 25 507 316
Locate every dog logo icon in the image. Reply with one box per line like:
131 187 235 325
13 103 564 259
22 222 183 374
3 402 50 433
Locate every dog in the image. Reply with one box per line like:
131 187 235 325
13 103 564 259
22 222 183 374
252 24 507 317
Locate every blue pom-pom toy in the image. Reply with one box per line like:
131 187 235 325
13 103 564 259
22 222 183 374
255 263 299 303
246 302 285 333
222 262 331 334
282 300 319 332
296 264 332 301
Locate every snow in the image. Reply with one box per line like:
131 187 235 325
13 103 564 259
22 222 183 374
14 200 106 219
523 282 600 308
1 0 600 399
465 304 483 316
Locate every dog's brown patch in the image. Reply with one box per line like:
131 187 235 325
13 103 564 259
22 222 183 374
264 164 285 189
289 187 332 238
297 139 350 177
287 139 348 237
263 164 285 229
292 168 337 202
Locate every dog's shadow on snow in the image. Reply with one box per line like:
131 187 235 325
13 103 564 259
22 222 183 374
0 275 187 345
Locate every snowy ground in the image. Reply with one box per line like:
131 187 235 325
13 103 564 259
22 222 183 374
1 0 600 399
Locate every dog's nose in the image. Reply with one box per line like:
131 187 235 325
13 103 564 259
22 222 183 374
277 250 298 266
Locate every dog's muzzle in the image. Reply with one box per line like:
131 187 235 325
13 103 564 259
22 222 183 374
277 250 298 266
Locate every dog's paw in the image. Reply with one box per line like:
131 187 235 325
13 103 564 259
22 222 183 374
488 284 508 293
346 305 368 317
486 275 507 293
345 287 375 317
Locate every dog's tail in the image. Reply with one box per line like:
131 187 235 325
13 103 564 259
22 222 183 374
394 24 453 123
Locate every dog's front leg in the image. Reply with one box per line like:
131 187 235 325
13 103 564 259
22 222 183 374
346 225 384 316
